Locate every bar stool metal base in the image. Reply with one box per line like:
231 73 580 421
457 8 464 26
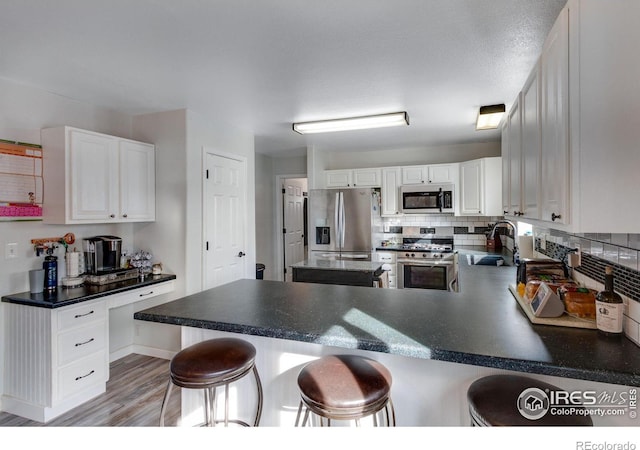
159 338 263 427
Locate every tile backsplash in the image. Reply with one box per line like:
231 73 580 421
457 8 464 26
534 227 640 346
380 214 502 245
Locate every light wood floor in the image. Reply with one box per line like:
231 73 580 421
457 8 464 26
0 354 181 426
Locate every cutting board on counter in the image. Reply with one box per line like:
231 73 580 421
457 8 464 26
508 285 597 330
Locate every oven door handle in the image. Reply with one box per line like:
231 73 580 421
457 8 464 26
448 272 458 291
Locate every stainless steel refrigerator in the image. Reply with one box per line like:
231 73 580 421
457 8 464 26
308 188 379 260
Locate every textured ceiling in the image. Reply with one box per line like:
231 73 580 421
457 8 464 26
0 0 567 156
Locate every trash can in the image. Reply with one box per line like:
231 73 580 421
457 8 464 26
256 263 265 280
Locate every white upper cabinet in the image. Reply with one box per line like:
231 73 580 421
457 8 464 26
325 169 352 188
68 130 119 221
400 166 425 184
41 126 156 224
507 95 522 217
521 61 541 220
459 157 502 216
502 0 640 233
381 167 401 216
503 62 541 221
427 164 455 184
401 164 456 185
540 5 569 226
119 140 156 221
459 159 482 215
501 121 510 216
352 168 382 187
324 168 381 188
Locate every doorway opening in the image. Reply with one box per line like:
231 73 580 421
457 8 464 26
275 175 308 281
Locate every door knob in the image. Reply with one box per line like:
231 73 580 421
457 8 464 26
238 251 246 257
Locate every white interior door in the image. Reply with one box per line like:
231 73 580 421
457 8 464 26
283 178 306 281
204 153 246 289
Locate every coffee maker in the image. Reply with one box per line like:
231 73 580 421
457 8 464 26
83 236 122 274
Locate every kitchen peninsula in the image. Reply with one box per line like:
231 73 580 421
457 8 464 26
291 258 384 287
135 255 640 426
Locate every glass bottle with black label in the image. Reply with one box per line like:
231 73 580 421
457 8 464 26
595 266 624 337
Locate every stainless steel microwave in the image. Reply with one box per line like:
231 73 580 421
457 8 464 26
400 184 454 214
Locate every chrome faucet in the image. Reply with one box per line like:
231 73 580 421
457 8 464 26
488 220 519 264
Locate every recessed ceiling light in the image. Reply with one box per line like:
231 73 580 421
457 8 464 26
293 112 409 134
476 104 506 130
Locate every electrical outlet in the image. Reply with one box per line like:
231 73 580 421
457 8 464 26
540 235 546 251
574 243 581 266
5 242 18 259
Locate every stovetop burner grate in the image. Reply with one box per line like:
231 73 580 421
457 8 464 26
400 237 454 253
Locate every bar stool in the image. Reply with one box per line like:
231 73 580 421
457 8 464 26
295 354 396 426
467 374 593 426
159 337 263 427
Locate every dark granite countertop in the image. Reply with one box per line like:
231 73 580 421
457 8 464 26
1 273 177 309
134 251 640 387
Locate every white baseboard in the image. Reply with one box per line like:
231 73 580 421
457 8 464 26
132 344 175 361
109 345 135 363
109 345 175 363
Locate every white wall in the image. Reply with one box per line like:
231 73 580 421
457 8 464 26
255 153 275 279
0 77 136 412
131 109 256 353
131 110 188 297
324 142 500 169
254 154 308 280
185 109 256 291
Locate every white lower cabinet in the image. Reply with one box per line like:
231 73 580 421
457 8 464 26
2 298 108 423
57 352 108 400
1 280 175 423
375 251 397 288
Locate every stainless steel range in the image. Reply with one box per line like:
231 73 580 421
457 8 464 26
396 237 458 291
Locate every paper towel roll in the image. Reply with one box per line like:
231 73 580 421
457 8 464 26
517 235 534 259
66 251 81 277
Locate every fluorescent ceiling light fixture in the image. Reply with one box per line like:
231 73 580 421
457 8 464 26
476 104 506 130
293 112 409 134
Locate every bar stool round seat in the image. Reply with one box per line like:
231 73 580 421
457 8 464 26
467 374 593 426
295 355 395 426
160 337 263 427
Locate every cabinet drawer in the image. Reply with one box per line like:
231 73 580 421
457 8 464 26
107 280 175 309
58 351 107 399
57 301 106 331
58 321 107 366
